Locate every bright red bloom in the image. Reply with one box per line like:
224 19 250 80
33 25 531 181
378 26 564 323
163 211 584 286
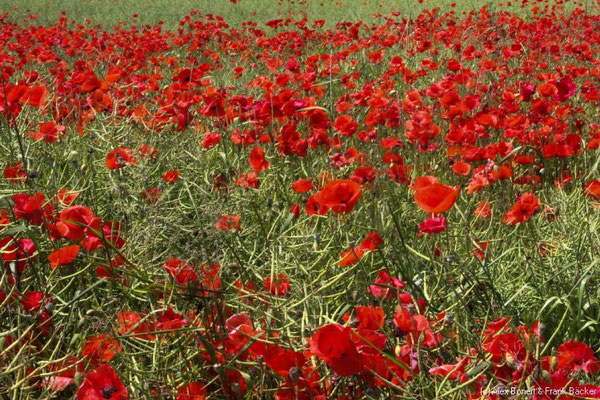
368 270 405 299
48 245 80 269
474 201 491 218
556 341 600 374
584 180 600 200
263 273 290 296
309 324 362 376
105 148 137 170
418 216 446 237
20 291 53 313
291 179 313 193
202 132 221 149
312 179 362 214
116 311 155 341
355 306 385 330
29 122 65 143
176 382 207 400
290 203 300 219
249 146 270 172
304 195 328 215
57 189 80 206
162 170 179 183
20 85 48 109
338 246 364 266
12 193 48 225
57 206 97 241
452 160 471 176
503 193 539 225
334 115 358 136
4 162 26 183
156 307 188 332
82 334 123 365
263 345 305 376
360 231 383 251
414 179 459 214
76 364 127 400
215 214 241 231
163 258 198 286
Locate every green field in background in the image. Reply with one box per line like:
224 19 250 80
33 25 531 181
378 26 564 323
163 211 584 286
0 0 597 28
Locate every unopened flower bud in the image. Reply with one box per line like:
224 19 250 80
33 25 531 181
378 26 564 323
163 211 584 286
289 367 299 383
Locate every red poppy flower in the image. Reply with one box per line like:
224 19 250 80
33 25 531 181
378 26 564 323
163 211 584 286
28 122 65 143
418 216 446 237
355 306 385 330
215 214 241 231
412 175 438 191
290 203 300 219
474 201 491 218
57 189 80 206
162 170 179 183
202 132 221 149
334 115 358 136
291 179 313 193
105 148 137 170
414 179 459 214
249 146 270 172
57 205 96 241
312 179 362 214
176 382 207 400
452 160 471 176
76 364 127 400
20 291 53 313
304 195 328 215
12 193 48 225
503 193 539 225
21 85 48 109
156 308 188 332
163 258 198 286
309 324 362 376
48 245 80 269
338 246 364 266
4 162 26 183
41 356 84 392
116 311 156 341
263 273 290 296
556 341 600 374
584 180 600 200
263 345 305 376
368 270 405 299
82 334 123 365
360 231 383 251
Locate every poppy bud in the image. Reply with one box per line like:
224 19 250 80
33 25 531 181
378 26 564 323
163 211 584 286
44 302 54 313
445 313 454 323
289 367 299 383
73 371 84 387
505 352 517 369
394 344 402 357
541 369 552 383
538 323 545 336
549 355 558 371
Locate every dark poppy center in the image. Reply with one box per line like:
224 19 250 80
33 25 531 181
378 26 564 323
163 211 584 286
100 385 117 399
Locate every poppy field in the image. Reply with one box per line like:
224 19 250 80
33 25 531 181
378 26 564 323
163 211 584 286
2 0 600 398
